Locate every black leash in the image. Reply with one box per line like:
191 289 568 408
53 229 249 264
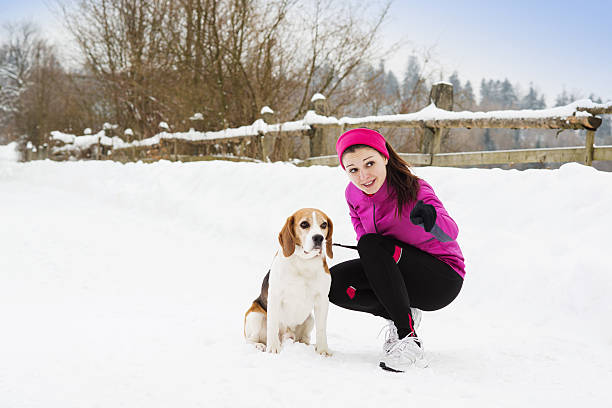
332 243 358 250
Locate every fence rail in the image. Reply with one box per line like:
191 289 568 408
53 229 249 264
28 83 612 168
304 145 612 167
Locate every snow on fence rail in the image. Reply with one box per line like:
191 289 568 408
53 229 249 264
30 83 612 167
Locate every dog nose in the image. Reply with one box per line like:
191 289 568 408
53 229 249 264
313 234 324 246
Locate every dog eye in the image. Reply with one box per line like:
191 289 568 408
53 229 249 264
300 221 310 229
320 222 327 229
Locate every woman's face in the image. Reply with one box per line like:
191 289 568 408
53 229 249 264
342 146 388 194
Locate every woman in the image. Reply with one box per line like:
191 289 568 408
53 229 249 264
329 128 465 372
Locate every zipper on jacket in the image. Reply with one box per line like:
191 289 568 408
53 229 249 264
373 203 379 233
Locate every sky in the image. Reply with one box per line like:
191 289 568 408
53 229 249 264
1 0 611 107
380 0 612 106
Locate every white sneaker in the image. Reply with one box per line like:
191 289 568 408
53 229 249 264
380 335 428 372
382 321 399 353
381 308 422 354
411 308 422 331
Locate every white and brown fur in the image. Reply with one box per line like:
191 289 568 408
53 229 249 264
244 208 333 355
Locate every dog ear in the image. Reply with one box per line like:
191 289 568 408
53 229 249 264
325 216 334 259
278 215 296 257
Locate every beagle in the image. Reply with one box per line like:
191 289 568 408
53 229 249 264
244 208 333 355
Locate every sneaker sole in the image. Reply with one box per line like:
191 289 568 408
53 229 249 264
379 362 404 373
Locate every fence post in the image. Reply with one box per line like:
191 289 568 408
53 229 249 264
585 130 595 166
309 94 340 158
25 142 33 161
190 113 205 132
261 106 275 161
421 82 454 164
95 136 101 160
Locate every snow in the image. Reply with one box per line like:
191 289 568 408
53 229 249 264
303 109 340 125
50 131 75 145
311 93 326 102
0 142 19 162
1 158 611 407
49 99 610 154
261 106 274 115
575 99 612 110
339 100 596 126
50 131 117 152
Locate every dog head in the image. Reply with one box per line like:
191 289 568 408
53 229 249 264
278 208 333 259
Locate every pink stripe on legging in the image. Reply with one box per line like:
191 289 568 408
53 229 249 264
393 245 402 263
408 313 414 334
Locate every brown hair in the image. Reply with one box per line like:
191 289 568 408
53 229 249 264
343 141 420 218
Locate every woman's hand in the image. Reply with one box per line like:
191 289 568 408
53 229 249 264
409 200 437 232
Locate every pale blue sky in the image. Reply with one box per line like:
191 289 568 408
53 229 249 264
2 0 611 105
382 0 612 105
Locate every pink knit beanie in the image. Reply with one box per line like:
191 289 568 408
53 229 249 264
336 128 389 169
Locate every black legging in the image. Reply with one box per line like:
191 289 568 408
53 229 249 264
329 233 463 338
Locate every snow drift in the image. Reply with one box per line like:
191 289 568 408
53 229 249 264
1 156 611 407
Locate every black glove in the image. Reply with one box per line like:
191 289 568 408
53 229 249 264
410 200 437 232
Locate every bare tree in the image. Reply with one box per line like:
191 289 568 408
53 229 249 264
56 0 392 136
0 22 41 142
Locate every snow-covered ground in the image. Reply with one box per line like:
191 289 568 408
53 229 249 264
0 142 19 163
1 149 611 407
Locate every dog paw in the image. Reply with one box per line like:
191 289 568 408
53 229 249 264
267 343 281 354
315 345 332 356
254 343 266 352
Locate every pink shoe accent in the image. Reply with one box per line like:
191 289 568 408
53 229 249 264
393 245 402 263
346 286 356 299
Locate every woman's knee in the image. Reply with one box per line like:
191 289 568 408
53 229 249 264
328 260 359 302
357 233 396 258
357 233 384 251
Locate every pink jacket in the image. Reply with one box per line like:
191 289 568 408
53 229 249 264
345 178 465 278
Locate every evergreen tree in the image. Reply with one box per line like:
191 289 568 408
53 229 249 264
555 89 570 106
448 72 476 110
402 55 421 100
400 55 427 111
374 60 386 91
521 83 546 109
463 81 476 108
500 79 518 108
480 79 490 107
588 93 603 104
480 79 506 109
385 70 400 99
448 71 462 94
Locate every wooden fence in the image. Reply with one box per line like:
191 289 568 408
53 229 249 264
30 83 612 168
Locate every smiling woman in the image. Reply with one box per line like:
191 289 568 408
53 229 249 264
342 147 388 194
329 128 465 373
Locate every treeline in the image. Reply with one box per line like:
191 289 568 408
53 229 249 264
1 0 392 145
345 55 611 156
0 0 610 154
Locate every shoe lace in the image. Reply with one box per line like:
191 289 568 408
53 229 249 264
378 322 397 343
389 334 424 360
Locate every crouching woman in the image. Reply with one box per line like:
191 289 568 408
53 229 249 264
329 128 465 372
